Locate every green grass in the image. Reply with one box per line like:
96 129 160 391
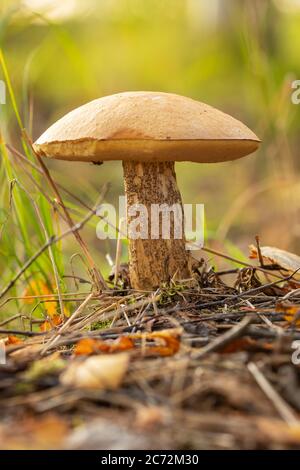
0 48 66 320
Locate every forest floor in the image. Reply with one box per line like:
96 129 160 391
1 257 300 450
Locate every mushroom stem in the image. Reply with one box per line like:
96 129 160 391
123 160 192 290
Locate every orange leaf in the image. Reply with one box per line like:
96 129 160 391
148 330 181 356
133 328 182 357
110 336 135 352
23 280 57 317
23 280 52 300
276 301 300 325
249 245 300 275
74 329 181 357
5 335 23 345
74 338 103 355
74 336 135 356
220 337 273 353
40 314 62 332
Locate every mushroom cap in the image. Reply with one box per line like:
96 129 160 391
33 91 260 163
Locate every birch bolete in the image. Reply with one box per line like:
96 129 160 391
34 91 260 290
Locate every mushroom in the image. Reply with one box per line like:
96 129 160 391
33 91 260 290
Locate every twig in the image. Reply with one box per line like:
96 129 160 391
114 217 125 287
0 195 105 300
14 178 65 321
248 361 299 426
282 288 300 301
17 158 67 220
195 268 300 309
191 315 254 360
24 133 107 292
255 235 265 268
0 329 45 337
33 198 65 321
246 325 300 340
43 295 161 352
201 246 287 280
6 143 93 211
9 142 126 243
40 292 94 354
67 292 144 332
0 314 24 327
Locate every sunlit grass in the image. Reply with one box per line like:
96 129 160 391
0 48 66 320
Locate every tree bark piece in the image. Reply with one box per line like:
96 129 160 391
123 160 191 290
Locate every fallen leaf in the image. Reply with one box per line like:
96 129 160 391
110 336 135 352
74 336 134 356
276 301 300 325
135 406 167 430
249 245 300 276
74 329 181 358
220 337 273 353
5 335 23 345
60 353 129 389
257 417 300 445
0 414 69 450
40 314 62 332
74 338 100 355
133 328 182 357
23 280 57 316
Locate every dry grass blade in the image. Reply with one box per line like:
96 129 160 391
248 362 300 426
25 133 107 292
192 315 254 360
201 246 288 280
0 192 107 300
40 292 94 355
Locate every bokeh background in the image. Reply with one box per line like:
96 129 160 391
0 0 299 317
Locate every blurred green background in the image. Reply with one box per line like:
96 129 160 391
0 0 299 318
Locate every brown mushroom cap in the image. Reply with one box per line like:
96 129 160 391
33 91 260 163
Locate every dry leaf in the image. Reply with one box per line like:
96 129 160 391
0 414 69 450
5 335 23 345
276 301 300 325
60 353 129 390
40 314 62 332
220 337 256 353
23 280 56 316
74 329 181 358
108 336 135 352
74 336 134 356
257 417 300 445
135 406 167 430
133 328 182 357
220 337 273 353
74 338 99 355
249 245 300 275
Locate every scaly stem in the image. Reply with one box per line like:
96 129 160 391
123 160 191 289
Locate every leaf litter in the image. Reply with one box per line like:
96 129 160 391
0 245 300 449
